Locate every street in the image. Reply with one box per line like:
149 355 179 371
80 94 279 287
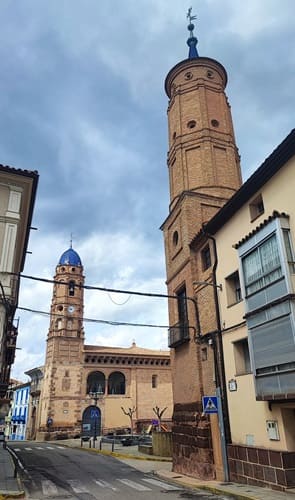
8 442 232 499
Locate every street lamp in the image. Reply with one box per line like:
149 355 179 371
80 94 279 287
89 386 104 446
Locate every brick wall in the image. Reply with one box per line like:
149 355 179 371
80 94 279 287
172 402 215 479
228 444 295 491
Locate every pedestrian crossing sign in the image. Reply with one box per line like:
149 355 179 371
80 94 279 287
202 396 218 414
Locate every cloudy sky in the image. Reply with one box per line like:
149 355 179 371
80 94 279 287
2 0 293 380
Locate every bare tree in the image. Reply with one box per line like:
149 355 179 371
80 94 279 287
121 406 137 435
152 405 167 431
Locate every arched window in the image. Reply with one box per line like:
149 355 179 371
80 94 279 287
86 371 105 395
108 371 125 395
69 280 75 296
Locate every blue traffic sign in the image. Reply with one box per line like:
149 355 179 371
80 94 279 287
90 409 100 419
202 396 218 414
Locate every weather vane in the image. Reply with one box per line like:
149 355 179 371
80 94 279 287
186 7 199 58
187 7 197 38
187 7 197 24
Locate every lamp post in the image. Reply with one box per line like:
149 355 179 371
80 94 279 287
89 387 103 447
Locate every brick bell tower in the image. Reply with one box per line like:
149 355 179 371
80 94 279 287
37 246 85 440
161 11 242 479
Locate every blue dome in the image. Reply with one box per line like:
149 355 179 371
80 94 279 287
58 248 82 266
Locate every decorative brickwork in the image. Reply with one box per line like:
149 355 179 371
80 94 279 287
228 444 295 491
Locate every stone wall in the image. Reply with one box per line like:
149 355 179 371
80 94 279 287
172 402 214 479
152 431 172 457
228 444 295 492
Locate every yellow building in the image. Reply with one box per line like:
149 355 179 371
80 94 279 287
35 247 172 440
204 130 295 491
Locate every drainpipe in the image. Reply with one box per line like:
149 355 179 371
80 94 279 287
204 232 231 446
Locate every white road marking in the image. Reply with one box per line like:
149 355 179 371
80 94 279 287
117 478 152 491
56 446 65 449
45 446 55 449
142 478 182 490
36 447 43 450
67 479 90 493
94 479 118 491
13 448 20 451
41 479 59 496
24 447 32 450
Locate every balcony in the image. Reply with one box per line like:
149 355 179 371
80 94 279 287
168 322 190 348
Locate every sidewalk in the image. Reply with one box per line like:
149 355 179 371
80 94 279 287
0 444 24 498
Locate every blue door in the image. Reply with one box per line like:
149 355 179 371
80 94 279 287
82 406 101 438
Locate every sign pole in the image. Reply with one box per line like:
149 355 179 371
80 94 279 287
216 387 229 482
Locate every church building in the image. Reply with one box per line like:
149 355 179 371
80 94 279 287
33 247 172 440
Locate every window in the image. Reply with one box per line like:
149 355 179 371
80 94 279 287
242 234 282 296
249 194 264 221
108 371 126 395
283 229 295 273
68 280 75 296
201 245 211 271
86 371 105 394
266 420 280 441
152 375 157 388
177 286 188 326
225 271 242 305
233 338 251 375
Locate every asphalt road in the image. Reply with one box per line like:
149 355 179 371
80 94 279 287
8 442 231 499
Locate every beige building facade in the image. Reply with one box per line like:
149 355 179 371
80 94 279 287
0 164 38 425
205 131 295 490
35 247 172 440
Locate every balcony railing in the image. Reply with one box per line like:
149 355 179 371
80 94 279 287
168 322 190 348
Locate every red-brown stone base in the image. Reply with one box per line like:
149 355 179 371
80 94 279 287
228 444 295 492
172 402 215 479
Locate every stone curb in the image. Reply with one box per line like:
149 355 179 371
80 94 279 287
67 443 172 462
155 472 258 500
0 492 25 499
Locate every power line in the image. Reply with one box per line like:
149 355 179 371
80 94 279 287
17 306 171 329
11 272 197 308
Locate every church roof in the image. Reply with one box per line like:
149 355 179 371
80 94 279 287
58 247 82 266
84 342 170 357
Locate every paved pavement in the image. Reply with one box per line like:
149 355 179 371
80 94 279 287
0 438 294 499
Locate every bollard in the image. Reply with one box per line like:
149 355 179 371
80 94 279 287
99 440 102 450
112 440 114 452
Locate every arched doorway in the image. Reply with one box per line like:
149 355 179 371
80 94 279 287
82 405 101 439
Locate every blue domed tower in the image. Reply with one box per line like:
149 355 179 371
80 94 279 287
39 245 85 438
